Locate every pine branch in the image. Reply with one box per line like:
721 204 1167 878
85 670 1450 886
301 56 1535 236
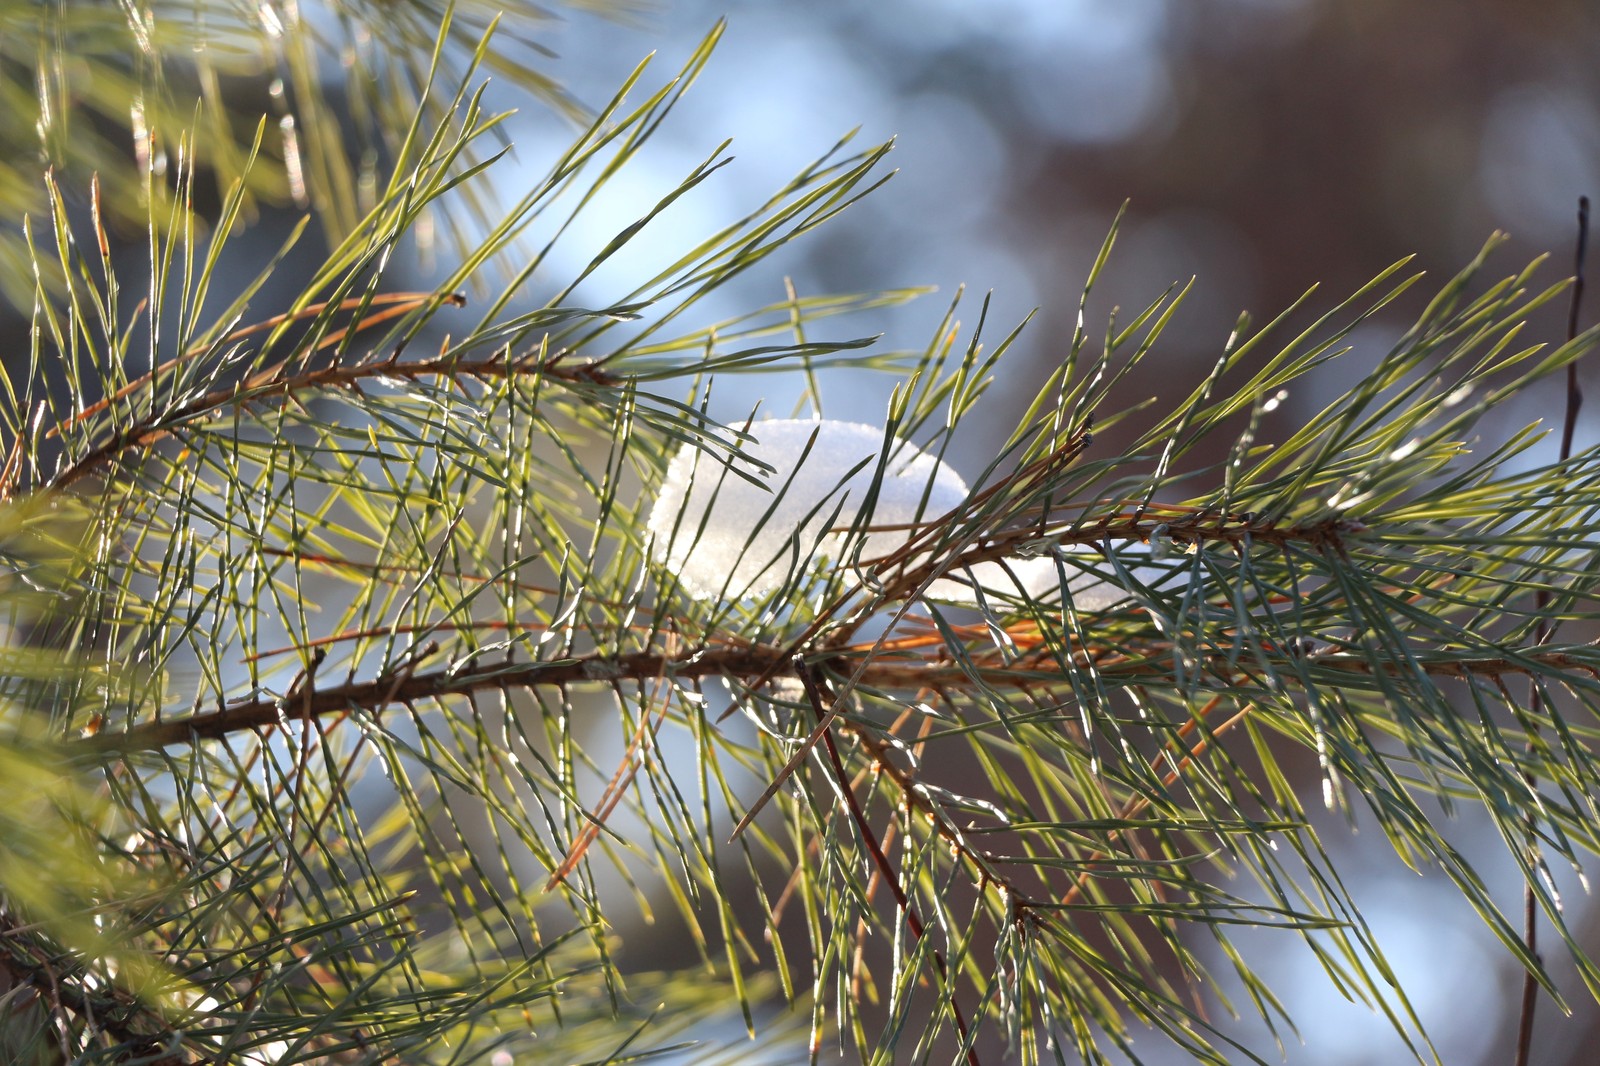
28 313 640 499
71 634 1600 759
11 5 1600 1062
794 654 981 1066
0 911 191 1066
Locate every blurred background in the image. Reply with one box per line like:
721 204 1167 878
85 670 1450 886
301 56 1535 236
498 2 1600 1063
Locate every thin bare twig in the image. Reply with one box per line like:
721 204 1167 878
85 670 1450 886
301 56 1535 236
1516 192 1589 1066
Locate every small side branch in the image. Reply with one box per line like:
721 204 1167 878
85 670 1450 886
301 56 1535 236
0 910 192 1065
25 317 621 499
792 657 981 1066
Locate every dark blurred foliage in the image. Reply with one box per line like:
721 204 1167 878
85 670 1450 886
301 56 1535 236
1000 0 1600 445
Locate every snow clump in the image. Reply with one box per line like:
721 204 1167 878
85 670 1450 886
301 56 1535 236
647 418 1130 605
647 420 954 600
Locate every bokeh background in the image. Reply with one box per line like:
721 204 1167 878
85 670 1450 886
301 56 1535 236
486 2 1600 1063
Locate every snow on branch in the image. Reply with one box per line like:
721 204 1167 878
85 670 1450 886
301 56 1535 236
647 418 1131 606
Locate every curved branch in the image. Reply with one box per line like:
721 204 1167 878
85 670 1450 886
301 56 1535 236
29 300 623 498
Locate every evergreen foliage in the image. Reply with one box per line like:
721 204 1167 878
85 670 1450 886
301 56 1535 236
1 4 1598 1064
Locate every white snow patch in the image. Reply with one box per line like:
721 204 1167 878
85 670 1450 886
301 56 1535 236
648 419 961 600
647 419 1139 607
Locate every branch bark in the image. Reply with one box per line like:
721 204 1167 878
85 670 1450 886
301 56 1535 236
71 641 1600 757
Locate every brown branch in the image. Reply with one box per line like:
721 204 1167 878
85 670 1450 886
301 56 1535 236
25 305 623 499
47 292 457 444
793 657 980 1066
544 651 677 891
838 699 1020 901
872 508 1361 604
0 910 193 1065
71 640 1600 758
73 645 788 756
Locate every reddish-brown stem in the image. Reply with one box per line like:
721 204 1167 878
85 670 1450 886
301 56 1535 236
13 299 623 500
0 911 194 1064
71 641 1600 758
47 292 456 442
794 657 981 1066
544 664 675 891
